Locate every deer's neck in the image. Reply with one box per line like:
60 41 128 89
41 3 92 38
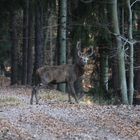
75 63 84 77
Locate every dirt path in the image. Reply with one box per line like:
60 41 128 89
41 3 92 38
0 87 140 140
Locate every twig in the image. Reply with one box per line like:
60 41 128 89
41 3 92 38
131 0 140 8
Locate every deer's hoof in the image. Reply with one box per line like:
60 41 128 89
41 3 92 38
69 101 74 104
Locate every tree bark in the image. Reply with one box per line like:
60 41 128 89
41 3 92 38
27 0 34 85
100 49 109 96
127 0 134 105
10 11 18 85
34 0 44 71
134 11 140 95
109 0 128 104
58 0 67 92
98 3 109 98
22 0 29 85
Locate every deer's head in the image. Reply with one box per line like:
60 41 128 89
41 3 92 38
76 41 93 66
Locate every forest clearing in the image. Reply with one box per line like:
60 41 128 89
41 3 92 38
0 86 140 140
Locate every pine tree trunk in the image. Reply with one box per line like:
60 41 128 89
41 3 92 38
58 0 67 92
27 0 34 85
98 4 109 98
50 16 53 66
22 0 29 85
10 11 18 85
34 0 44 71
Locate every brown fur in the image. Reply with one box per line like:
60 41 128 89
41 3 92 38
30 63 85 104
30 41 93 104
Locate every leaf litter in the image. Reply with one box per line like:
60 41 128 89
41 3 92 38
0 86 140 140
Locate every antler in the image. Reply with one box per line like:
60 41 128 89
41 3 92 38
77 40 83 57
86 46 93 57
76 40 81 50
77 41 94 58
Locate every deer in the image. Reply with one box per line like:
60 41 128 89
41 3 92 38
30 41 93 104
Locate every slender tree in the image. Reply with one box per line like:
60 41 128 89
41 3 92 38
109 0 129 104
127 0 134 105
58 0 67 92
98 3 109 98
10 11 18 85
34 0 44 71
134 4 140 95
22 0 29 85
27 0 34 85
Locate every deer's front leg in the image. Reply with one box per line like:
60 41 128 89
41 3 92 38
30 85 39 105
69 82 79 103
67 83 72 103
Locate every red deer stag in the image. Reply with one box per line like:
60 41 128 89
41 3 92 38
30 41 93 104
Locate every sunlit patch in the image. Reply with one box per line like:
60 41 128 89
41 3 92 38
83 80 93 92
86 99 92 105
5 66 11 72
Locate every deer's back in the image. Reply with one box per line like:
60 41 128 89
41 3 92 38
36 64 76 83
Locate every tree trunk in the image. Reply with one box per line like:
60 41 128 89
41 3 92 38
10 11 18 85
127 0 134 105
109 0 128 104
100 49 109 96
98 4 109 98
107 2 119 95
50 15 53 66
34 0 44 71
134 11 140 95
22 0 29 85
27 0 34 85
58 0 67 92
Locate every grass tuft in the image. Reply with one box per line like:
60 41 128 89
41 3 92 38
0 96 21 108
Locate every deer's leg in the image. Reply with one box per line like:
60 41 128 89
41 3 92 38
69 82 79 103
30 87 34 105
30 85 39 105
34 87 39 104
67 83 72 103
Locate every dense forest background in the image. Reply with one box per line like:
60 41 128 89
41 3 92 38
0 0 140 105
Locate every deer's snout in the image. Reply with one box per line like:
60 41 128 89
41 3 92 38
81 57 89 65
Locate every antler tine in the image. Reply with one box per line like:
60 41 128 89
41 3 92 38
87 46 94 57
76 40 81 50
78 51 82 57
77 40 83 57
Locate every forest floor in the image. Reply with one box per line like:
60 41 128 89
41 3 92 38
0 86 140 140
